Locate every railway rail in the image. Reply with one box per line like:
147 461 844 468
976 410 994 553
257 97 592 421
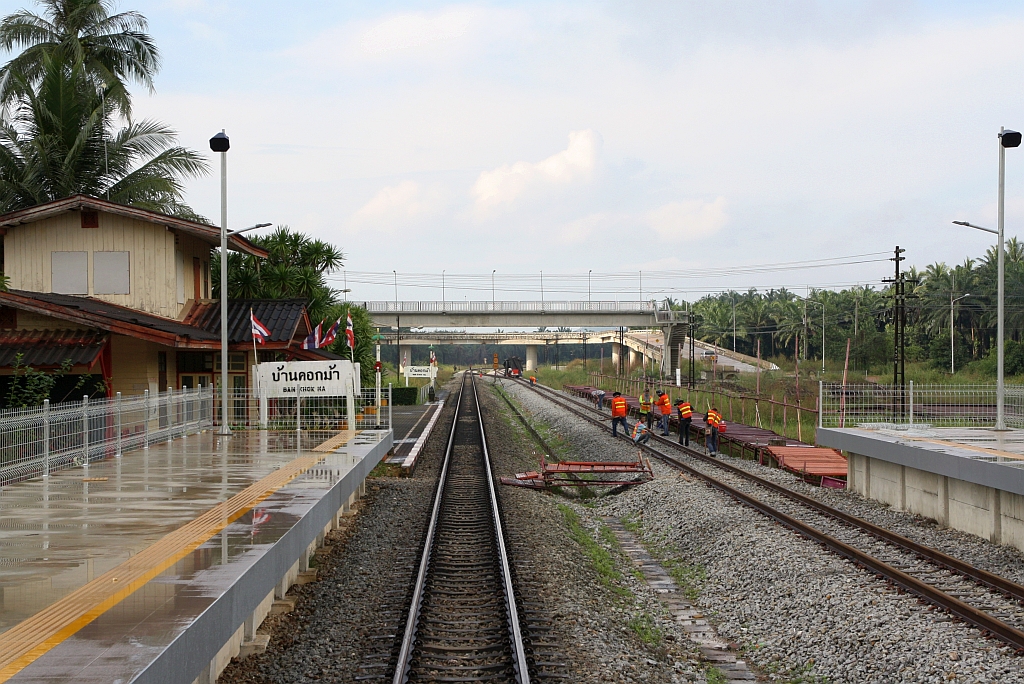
512 378 1024 653
392 373 531 683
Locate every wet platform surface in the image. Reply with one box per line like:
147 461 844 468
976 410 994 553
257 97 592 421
831 426 1024 467
0 428 391 683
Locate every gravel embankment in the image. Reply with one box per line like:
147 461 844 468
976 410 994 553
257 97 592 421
502 381 1024 684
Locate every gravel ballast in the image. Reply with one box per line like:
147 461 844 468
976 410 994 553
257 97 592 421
220 375 706 683
502 380 1024 683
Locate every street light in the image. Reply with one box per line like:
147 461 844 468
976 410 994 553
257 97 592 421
492 269 496 310
210 130 232 436
951 292 971 374
588 270 592 307
952 125 1020 429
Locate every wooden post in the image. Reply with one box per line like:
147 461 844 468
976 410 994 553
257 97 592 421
783 396 788 439
771 394 775 432
729 395 734 421
840 337 851 428
756 338 761 396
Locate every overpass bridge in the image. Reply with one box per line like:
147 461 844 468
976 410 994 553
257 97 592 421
362 300 677 328
378 328 777 374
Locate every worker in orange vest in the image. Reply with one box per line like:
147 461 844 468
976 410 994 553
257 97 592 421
655 390 672 436
638 388 653 429
529 376 536 386
705 407 722 456
610 391 629 437
676 399 693 446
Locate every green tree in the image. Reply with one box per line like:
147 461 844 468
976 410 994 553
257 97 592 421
0 0 159 118
0 54 207 216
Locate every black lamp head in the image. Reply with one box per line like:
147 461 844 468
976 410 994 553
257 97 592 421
1001 129 1022 148
209 132 230 152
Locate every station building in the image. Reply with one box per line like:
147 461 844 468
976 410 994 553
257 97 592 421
0 194 332 401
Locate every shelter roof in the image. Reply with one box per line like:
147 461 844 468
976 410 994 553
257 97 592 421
0 329 107 368
0 195 268 258
185 299 310 345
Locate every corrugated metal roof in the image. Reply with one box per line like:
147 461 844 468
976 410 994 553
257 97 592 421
0 329 107 367
187 299 307 345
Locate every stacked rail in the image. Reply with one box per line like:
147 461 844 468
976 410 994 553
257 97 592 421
518 378 1024 652
392 373 530 683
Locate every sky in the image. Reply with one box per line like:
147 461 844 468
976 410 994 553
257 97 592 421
5 0 1024 303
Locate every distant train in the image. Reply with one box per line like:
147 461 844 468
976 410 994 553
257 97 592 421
503 357 523 377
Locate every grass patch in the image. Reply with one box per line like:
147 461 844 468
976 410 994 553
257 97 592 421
627 612 663 648
622 514 641 533
705 666 727 684
664 559 707 602
558 504 631 598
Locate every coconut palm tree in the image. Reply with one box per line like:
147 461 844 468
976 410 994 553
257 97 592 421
216 226 346 323
0 54 207 217
0 0 158 118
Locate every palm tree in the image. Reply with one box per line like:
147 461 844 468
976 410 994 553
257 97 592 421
216 226 346 323
0 54 207 217
0 0 158 118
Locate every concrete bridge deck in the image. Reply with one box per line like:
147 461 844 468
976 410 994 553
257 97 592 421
363 300 682 327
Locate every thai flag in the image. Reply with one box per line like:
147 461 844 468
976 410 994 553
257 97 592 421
251 310 270 344
345 312 355 351
430 349 436 365
302 321 322 350
320 318 340 347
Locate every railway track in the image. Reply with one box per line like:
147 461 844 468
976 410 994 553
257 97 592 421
513 378 1024 653
392 373 531 683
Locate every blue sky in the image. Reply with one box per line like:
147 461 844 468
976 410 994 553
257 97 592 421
6 0 1024 302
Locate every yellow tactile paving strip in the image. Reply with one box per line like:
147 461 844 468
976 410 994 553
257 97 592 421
0 431 358 682
312 430 359 452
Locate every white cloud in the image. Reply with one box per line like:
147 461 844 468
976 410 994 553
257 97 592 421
359 8 476 56
350 181 442 231
472 130 601 213
646 198 728 241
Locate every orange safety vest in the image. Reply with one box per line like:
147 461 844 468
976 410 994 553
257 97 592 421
639 393 652 413
677 402 693 419
656 394 672 415
611 396 628 417
708 410 722 428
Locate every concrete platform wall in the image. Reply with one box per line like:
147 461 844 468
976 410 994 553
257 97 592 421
847 452 1024 550
128 434 391 684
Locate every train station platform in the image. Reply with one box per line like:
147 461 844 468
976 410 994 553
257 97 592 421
383 400 446 471
818 426 1024 553
0 428 391 684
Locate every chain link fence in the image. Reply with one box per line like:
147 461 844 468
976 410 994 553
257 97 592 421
0 386 392 488
819 382 1024 429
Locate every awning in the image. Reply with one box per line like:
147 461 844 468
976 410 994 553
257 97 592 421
0 329 108 368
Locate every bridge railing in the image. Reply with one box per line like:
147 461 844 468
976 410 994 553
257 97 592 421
362 300 659 313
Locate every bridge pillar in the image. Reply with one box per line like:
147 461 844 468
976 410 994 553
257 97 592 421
525 345 538 371
629 348 642 370
611 342 622 373
399 345 413 373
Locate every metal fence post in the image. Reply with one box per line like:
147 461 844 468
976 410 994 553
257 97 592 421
115 392 122 456
167 387 173 442
81 395 89 466
144 389 150 449
388 383 393 430
818 381 823 429
296 384 302 432
42 399 50 477
909 380 914 426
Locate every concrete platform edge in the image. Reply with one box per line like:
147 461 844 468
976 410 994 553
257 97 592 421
817 428 1024 496
133 433 392 684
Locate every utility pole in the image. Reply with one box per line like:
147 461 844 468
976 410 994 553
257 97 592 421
883 246 908 421
802 295 808 361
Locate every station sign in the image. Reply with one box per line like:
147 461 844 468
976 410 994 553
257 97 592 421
405 365 436 379
254 360 361 398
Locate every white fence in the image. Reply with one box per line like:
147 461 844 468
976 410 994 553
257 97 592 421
0 386 392 488
819 382 1024 429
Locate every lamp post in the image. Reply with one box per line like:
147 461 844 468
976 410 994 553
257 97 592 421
210 131 231 436
588 270 592 307
441 270 445 308
491 270 496 310
951 292 971 374
953 125 1021 429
